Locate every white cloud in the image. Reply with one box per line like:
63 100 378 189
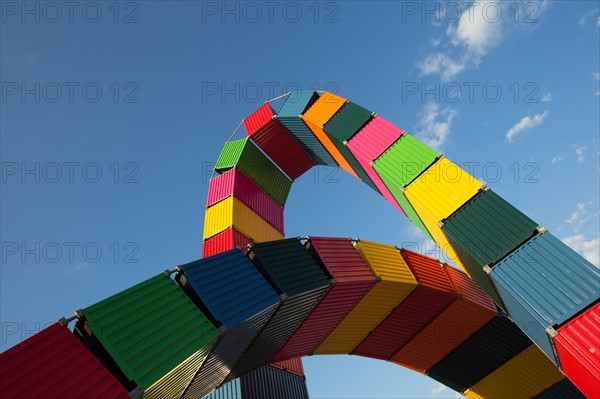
542 93 553 102
551 155 563 164
417 53 467 82
414 102 458 151
447 0 503 56
562 234 600 267
505 110 549 143
574 145 587 164
431 37 442 47
579 8 599 26
431 383 450 396
566 201 593 232
593 72 600 80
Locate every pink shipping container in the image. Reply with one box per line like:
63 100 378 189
270 358 305 377
347 116 406 215
0 322 131 399
202 227 253 258
244 103 315 180
353 250 458 360
272 237 377 361
206 168 284 233
553 302 600 399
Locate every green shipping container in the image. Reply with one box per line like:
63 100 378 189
214 138 292 206
441 188 539 266
323 102 373 143
82 273 219 389
373 133 438 188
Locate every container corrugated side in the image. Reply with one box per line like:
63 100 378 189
553 302 600 399
226 287 329 381
202 379 241 399
376 170 432 240
202 228 253 258
249 117 315 180
249 238 331 297
206 168 284 233
405 157 483 222
427 316 534 392
243 102 275 135
353 250 457 360
81 273 219 389
302 118 359 179
203 197 284 242
345 117 407 215
278 90 319 117
314 241 418 354
182 304 279 399
391 265 497 371
346 116 404 164
533 379 587 399
463 345 565 398
214 138 292 206
240 366 309 399
270 358 305 377
490 232 599 326
278 116 337 166
271 238 376 360
302 91 346 127
373 133 438 188
407 189 469 273
143 345 213 399
0 323 130 399
441 188 539 267
323 101 373 142
178 249 280 327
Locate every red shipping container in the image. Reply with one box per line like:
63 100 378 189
391 265 497 371
207 168 284 233
0 322 130 399
270 358 305 377
353 249 457 360
202 227 253 258
347 116 407 216
244 103 315 180
272 237 377 361
553 302 600 399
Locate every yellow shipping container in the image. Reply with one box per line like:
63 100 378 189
409 196 468 274
464 345 565 399
314 240 417 354
301 92 359 179
203 197 284 243
405 157 482 222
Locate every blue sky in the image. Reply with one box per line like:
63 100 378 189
1 1 598 398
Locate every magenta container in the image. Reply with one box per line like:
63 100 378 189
347 116 406 215
207 168 284 233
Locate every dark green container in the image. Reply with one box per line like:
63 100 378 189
82 273 219 389
442 189 539 266
323 102 373 143
373 134 438 188
214 138 292 206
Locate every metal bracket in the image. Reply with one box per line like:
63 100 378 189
482 185 491 192
58 313 78 326
536 225 548 234
437 221 444 228
483 265 493 275
129 386 144 399
546 326 558 338
74 309 85 320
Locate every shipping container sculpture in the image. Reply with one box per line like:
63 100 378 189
2 91 598 399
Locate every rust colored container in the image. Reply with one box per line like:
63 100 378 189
245 103 314 179
391 265 497 371
553 302 600 399
0 322 132 399
270 358 305 377
206 168 284 233
202 228 253 258
272 237 377 361
353 249 457 360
